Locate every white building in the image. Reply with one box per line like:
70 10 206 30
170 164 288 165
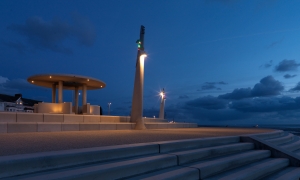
0 94 40 113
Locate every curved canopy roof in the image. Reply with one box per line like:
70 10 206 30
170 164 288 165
27 74 106 90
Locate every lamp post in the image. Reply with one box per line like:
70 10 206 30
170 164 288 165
108 102 111 115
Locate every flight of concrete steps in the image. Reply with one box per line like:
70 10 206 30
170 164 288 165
1 130 300 179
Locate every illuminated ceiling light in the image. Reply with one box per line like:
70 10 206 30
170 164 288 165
100 85 102 87
31 80 34 83
87 79 89 81
50 76 52 78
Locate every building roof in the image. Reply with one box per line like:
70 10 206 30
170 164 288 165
27 74 106 90
0 94 41 106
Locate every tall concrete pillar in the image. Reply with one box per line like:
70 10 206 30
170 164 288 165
82 84 87 106
52 84 56 103
74 87 79 114
58 81 63 103
159 89 165 119
131 25 146 130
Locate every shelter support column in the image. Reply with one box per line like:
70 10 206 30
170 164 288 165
74 87 79 114
58 81 63 103
52 84 56 103
82 84 87 106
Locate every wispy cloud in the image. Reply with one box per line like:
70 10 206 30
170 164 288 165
7 13 96 54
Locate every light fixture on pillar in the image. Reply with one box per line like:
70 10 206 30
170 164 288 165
108 102 111 115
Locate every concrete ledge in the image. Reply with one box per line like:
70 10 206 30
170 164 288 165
159 136 240 153
83 115 100 122
62 123 80 131
101 116 128 122
0 112 16 122
64 114 83 122
43 114 64 122
241 135 300 166
0 123 7 133
252 130 284 140
145 123 158 129
0 143 159 179
7 123 37 133
116 123 133 130
79 123 100 131
20 154 178 180
17 113 43 122
128 166 199 180
38 122 62 132
99 123 116 130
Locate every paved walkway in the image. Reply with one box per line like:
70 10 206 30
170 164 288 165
0 127 275 156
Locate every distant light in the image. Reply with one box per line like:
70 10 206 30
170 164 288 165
79 93 81 95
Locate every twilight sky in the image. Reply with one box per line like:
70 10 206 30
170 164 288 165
1 0 300 125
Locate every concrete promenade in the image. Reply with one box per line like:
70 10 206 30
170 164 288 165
0 127 274 156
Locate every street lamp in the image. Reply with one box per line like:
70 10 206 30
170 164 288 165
108 102 111 115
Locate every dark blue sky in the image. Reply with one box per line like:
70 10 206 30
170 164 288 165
1 0 300 125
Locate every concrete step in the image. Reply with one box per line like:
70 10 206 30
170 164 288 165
186 150 271 179
253 130 284 140
266 132 295 145
0 143 159 179
126 166 199 180
205 158 289 180
11 154 178 180
170 142 254 165
264 167 300 180
159 136 240 153
280 136 300 152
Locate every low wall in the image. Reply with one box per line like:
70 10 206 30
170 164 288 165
0 113 169 123
0 122 198 133
37 102 72 114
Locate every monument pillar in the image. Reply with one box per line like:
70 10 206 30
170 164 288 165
159 89 165 119
52 84 56 103
131 25 147 130
58 81 63 103
82 84 87 106
74 86 79 114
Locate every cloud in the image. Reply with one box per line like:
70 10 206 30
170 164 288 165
200 81 227 91
275 59 300 72
266 38 283 49
0 76 8 84
230 96 300 112
178 95 189 99
219 76 283 100
1 41 28 54
185 96 228 110
7 13 96 54
289 82 300 92
260 60 273 68
0 77 39 95
218 88 252 100
284 74 297 79
251 76 284 96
